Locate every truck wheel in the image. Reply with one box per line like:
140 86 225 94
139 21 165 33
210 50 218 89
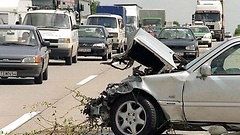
110 94 159 135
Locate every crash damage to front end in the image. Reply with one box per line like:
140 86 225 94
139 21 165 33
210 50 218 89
83 28 187 128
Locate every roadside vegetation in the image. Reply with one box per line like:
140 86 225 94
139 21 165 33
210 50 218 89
234 27 240 36
20 88 103 135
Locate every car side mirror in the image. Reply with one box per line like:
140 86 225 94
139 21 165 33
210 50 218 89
42 41 50 47
72 25 80 30
200 64 211 77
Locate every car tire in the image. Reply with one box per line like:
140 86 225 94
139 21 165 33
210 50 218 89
34 72 43 84
208 43 212 48
108 51 112 59
72 53 78 63
102 53 108 61
43 66 48 80
65 56 72 65
110 94 159 135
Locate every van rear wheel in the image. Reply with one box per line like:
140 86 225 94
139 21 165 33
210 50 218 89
72 53 78 63
65 56 72 65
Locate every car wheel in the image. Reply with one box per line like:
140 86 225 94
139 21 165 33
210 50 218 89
102 53 108 61
34 72 43 84
65 49 73 65
108 51 112 59
110 94 158 135
72 53 78 63
208 43 212 48
43 66 48 80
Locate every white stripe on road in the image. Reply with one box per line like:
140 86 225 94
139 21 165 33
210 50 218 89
77 75 97 85
0 111 39 135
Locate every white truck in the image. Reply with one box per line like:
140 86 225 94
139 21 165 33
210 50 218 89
192 0 224 41
23 0 79 65
86 6 126 53
114 3 142 29
0 0 32 24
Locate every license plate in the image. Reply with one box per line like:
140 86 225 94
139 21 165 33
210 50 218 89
0 71 17 77
79 48 91 52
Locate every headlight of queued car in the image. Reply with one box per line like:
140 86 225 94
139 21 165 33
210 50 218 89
203 33 212 39
93 43 105 48
22 56 41 63
186 44 196 50
58 38 70 43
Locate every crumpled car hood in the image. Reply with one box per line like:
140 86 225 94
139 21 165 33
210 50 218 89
121 28 177 71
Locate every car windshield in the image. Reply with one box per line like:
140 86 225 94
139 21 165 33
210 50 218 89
190 26 210 33
0 29 37 46
158 28 195 40
87 17 118 28
23 13 70 29
79 27 105 38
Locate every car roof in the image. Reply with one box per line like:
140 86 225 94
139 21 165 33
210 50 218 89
163 26 191 29
26 9 72 14
0 25 37 30
79 25 106 28
88 14 122 18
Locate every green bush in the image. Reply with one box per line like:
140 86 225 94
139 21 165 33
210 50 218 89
234 28 240 36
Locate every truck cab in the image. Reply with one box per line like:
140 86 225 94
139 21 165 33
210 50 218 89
193 0 224 41
22 9 79 65
86 14 125 53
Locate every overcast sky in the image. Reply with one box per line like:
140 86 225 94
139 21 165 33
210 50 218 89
97 0 240 34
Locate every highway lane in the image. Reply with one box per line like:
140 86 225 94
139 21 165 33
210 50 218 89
0 42 221 134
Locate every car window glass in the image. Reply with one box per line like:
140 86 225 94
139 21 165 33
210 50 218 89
79 27 105 38
159 28 194 39
211 44 240 75
0 29 36 46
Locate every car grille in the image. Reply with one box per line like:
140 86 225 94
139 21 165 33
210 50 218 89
44 39 58 43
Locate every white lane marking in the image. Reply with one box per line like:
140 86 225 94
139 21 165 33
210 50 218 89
0 111 39 135
77 75 97 85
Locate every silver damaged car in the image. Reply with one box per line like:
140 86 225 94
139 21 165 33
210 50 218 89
84 28 240 135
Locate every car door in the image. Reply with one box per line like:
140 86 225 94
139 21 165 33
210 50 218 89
183 43 240 123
